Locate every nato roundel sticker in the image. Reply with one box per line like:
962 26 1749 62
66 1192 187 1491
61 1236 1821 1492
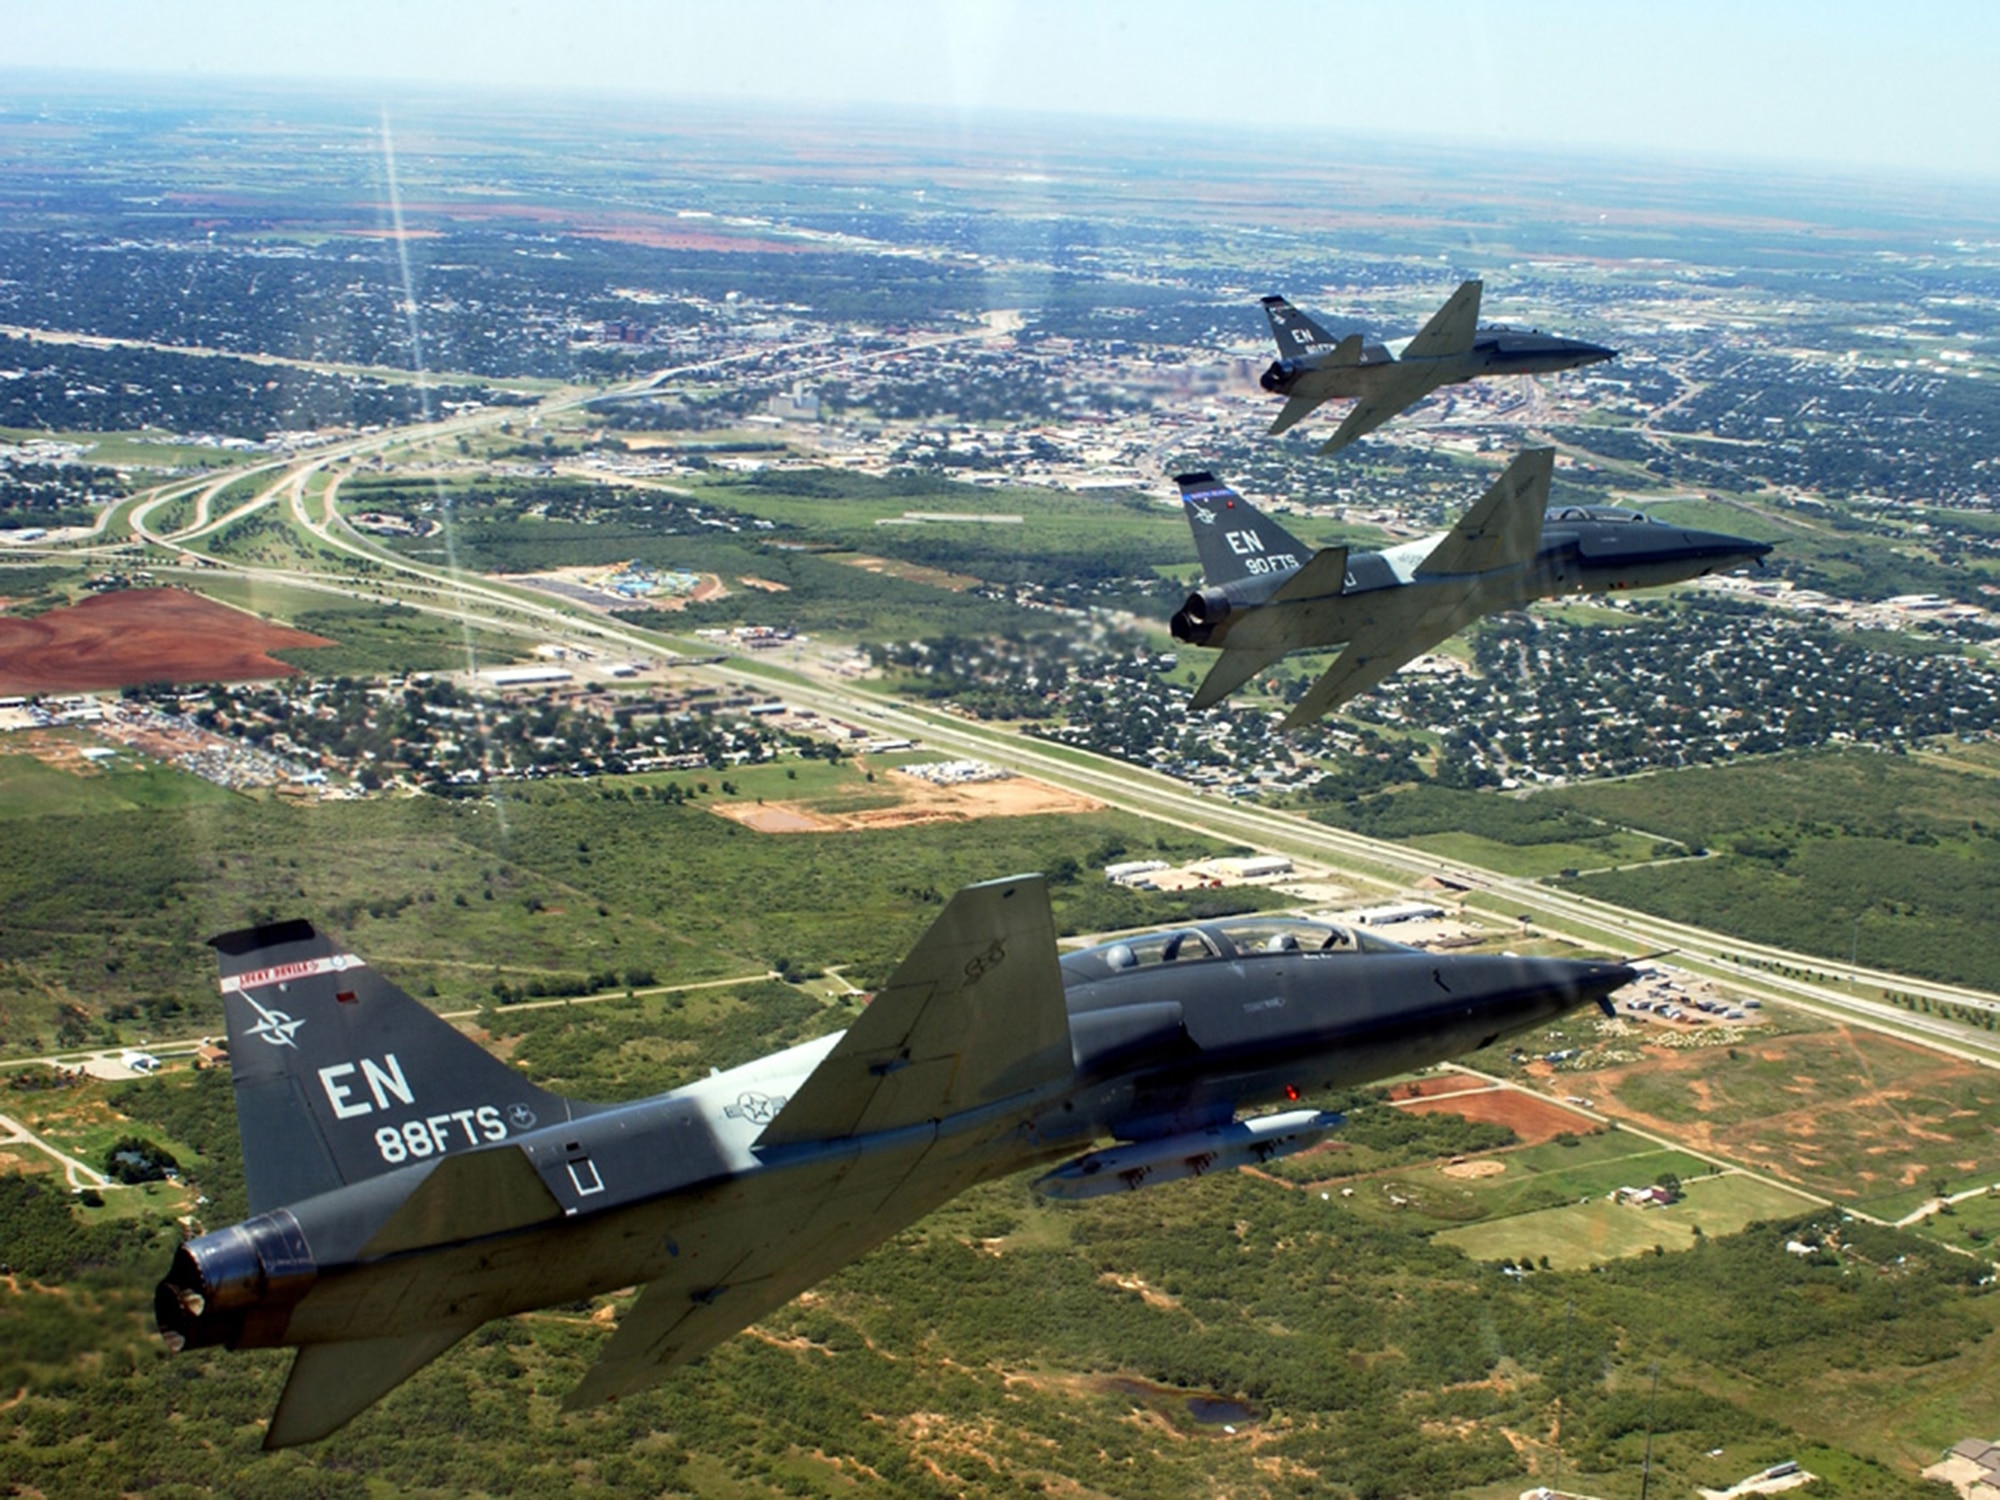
506 1103 538 1130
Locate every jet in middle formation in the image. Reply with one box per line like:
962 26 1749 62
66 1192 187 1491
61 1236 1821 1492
1259 281 1616 454
1169 450 1772 728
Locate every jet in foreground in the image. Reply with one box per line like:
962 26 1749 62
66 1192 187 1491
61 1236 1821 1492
156 881 1631 1446
1169 449 1772 726
1259 281 1616 454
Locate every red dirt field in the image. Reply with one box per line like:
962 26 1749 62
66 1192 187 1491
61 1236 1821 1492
1396 1082 1597 1145
0 588 336 693
1387 1076 1489 1101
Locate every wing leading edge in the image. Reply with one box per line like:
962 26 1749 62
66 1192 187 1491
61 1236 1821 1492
756 874 1072 1146
1414 447 1553 577
568 876 1075 1407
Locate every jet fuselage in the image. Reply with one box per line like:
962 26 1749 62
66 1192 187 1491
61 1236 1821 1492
1259 328 1617 405
158 914 1626 1382
1172 502 1772 654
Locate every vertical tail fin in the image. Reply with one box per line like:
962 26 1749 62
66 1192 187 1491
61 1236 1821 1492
1261 294 1340 357
211 921 586 1214
1175 472 1310 587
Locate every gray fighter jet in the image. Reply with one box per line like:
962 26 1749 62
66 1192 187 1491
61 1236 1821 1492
1169 450 1772 727
156 884 1632 1446
1260 282 1616 454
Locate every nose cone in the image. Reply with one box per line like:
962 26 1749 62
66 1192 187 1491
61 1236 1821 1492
1442 952 1638 1046
1572 340 1617 367
1559 958 1639 1010
1682 528 1773 572
1513 955 1634 1005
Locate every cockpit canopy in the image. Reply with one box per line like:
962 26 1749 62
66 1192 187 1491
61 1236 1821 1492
1551 505 1653 524
1060 915 1415 981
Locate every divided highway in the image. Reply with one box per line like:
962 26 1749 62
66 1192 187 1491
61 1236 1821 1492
29 362 2000 1076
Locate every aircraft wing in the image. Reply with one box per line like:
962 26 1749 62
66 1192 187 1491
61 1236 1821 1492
1399 278 1482 361
1414 447 1553 577
565 1128 997 1407
755 874 1071 1146
1316 364 1441 455
565 875 1074 1408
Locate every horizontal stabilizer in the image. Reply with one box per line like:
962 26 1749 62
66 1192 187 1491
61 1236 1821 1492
265 1328 468 1449
756 875 1072 1147
1316 362 1442 455
1268 393 1321 436
1189 648 1285 712
1415 447 1553 578
1400 278 1482 361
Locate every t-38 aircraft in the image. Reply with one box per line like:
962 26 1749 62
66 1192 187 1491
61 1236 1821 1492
1169 449 1772 726
1259 281 1616 454
157 877 1632 1446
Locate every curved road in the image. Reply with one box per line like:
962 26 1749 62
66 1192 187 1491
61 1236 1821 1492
40 335 2000 1076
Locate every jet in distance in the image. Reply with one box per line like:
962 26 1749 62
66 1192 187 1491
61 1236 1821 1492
156 878 1632 1446
1169 449 1773 727
1260 281 1616 454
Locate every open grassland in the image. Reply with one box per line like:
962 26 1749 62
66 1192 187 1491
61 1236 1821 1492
1329 751 2000 993
1911 1188 2000 1257
1580 1026 2000 1217
0 777 1276 1056
271 601 535 677
1405 826 1666 878
0 739 241 819
178 575 538 675
704 755 904 814
0 426 247 469
1330 1136 1721 1236
1434 1170 1818 1269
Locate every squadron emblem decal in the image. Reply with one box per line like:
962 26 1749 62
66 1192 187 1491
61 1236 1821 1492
234 992 305 1049
725 1090 785 1125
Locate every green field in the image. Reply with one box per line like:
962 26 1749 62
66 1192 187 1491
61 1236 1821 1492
0 426 250 470
1910 1188 2000 1257
1335 1135 1722 1235
0 747 241 820
1326 751 2000 994
1580 1024 2000 1219
176 573 538 675
697 755 907 813
1407 827 1667 878
1435 1170 1820 1268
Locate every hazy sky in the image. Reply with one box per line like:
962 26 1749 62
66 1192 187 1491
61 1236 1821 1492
9 0 2000 182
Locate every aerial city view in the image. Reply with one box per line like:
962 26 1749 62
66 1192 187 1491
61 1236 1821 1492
4 5 2000 1497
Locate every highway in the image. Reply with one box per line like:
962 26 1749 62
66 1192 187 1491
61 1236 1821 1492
22 355 2000 1077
